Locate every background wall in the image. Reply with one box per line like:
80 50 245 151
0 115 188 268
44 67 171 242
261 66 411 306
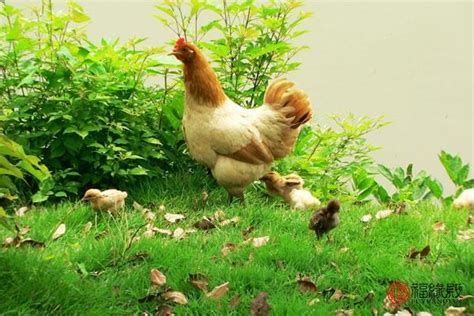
12 0 474 191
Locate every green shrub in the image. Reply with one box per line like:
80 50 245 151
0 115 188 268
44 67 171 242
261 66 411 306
155 0 311 107
0 2 189 197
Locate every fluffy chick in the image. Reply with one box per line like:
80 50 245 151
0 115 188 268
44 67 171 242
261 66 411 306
453 188 474 210
309 200 340 239
82 189 128 213
260 171 321 210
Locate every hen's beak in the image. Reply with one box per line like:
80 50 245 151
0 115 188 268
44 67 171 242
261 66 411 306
168 49 181 57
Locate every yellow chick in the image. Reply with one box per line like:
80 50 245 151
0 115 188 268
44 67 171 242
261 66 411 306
260 172 321 210
82 189 128 213
453 188 474 210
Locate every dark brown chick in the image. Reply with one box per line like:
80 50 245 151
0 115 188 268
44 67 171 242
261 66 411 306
309 200 340 239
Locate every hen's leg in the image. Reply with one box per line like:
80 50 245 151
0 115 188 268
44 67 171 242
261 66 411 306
227 188 245 205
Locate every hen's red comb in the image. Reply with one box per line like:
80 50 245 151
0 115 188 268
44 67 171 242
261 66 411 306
175 37 186 47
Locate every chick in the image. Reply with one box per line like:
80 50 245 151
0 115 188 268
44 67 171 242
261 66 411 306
309 200 340 239
260 171 321 210
453 188 474 210
82 189 128 213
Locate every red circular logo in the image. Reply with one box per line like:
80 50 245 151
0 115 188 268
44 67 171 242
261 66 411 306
387 281 411 305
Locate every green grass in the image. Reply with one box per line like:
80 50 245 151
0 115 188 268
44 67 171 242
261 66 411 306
0 172 473 315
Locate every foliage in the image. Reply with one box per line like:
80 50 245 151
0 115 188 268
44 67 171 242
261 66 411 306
0 1 189 198
0 134 50 203
274 114 389 201
155 0 311 107
439 150 474 204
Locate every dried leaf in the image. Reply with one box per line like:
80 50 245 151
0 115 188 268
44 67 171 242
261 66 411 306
52 223 66 240
457 294 474 301
206 282 229 299
375 209 393 219
185 228 197 234
143 210 156 222
162 291 188 305
153 228 173 236
250 292 270 316
18 238 45 248
307 298 320 306
335 310 353 316
15 206 29 217
194 217 216 230
83 221 93 233
164 213 185 223
3 237 16 247
158 205 166 212
330 288 344 301
296 275 317 293
339 247 349 253
189 273 208 292
417 312 433 316
133 201 144 210
150 269 166 286
383 295 399 314
432 222 446 232
398 309 413 316
364 290 375 303
220 216 240 226
361 214 373 223
242 225 254 238
371 307 379 316
252 236 270 248
143 224 156 238
229 294 240 309
19 226 30 236
213 209 225 221
155 304 173 316
419 245 430 258
202 191 209 203
221 243 237 257
457 229 474 242
444 306 466 316
172 228 186 240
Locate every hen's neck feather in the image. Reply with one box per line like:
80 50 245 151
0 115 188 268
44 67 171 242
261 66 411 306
183 51 227 107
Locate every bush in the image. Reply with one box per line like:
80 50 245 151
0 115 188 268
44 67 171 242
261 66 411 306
0 2 189 197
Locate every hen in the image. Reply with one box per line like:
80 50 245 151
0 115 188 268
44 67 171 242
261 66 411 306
170 38 313 202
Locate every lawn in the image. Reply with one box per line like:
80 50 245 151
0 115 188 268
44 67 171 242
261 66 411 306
0 171 472 315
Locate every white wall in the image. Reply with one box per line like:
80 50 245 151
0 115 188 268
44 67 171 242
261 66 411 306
10 0 474 191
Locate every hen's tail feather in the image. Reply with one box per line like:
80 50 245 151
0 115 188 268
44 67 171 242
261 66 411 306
264 78 313 129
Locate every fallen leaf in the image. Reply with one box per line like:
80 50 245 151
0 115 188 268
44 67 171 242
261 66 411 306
19 226 31 236
153 228 173 236
398 309 413 316
189 273 208 292
15 206 29 217
158 205 166 212
220 216 240 226
296 275 317 293
419 245 430 258
251 292 270 316
364 290 375 303
194 217 216 230
417 312 433 316
3 237 16 247
339 247 349 253
213 209 225 221
252 236 270 248
162 291 188 305
371 307 379 316
330 288 344 301
457 229 474 242
172 228 186 240
150 269 166 286
457 294 474 301
52 223 66 240
444 306 466 316
335 310 353 316
185 228 197 234
17 238 45 248
242 225 254 238
221 242 237 256
307 298 320 306
143 210 156 222
164 213 185 223
229 294 240 309
133 201 144 210
432 222 446 232
202 191 209 203
143 224 156 238
375 209 393 219
83 222 93 233
383 295 399 314
155 304 173 316
361 214 373 223
206 282 229 299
